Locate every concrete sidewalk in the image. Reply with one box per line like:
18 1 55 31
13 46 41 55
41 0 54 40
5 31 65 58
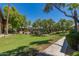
38 37 68 56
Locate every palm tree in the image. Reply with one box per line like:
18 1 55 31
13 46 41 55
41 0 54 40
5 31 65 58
0 8 2 34
58 19 67 32
6 3 10 35
0 8 6 34
66 20 74 30
44 3 79 32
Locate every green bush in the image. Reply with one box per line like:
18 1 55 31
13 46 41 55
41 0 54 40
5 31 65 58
72 51 79 56
66 30 79 50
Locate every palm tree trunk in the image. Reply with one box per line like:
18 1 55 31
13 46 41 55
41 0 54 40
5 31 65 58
0 22 1 34
6 3 10 35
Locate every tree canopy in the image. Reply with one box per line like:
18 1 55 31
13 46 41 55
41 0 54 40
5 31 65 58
3 6 27 32
44 3 79 32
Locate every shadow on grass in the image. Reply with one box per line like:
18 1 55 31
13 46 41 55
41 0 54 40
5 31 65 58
0 46 53 56
0 46 39 56
30 40 52 45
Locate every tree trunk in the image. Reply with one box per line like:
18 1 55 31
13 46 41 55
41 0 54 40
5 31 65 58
5 20 9 34
73 9 78 32
0 22 2 34
6 4 10 35
73 18 77 32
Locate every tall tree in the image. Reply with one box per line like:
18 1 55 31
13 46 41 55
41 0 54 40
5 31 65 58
44 3 79 32
0 8 3 34
66 20 74 30
4 6 27 33
6 3 10 34
58 19 67 32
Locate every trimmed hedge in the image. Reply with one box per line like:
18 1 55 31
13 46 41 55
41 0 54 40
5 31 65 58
66 30 79 50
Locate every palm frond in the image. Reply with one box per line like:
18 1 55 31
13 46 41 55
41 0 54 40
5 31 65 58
44 3 53 13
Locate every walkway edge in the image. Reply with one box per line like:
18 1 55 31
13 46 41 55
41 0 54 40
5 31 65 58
40 37 68 56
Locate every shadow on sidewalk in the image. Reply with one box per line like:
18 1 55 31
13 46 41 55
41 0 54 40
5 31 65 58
37 52 53 56
60 39 68 53
60 38 75 55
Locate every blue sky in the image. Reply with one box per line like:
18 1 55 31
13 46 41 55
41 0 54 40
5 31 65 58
0 3 72 22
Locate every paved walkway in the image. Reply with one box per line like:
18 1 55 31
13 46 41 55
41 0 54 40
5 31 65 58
38 37 68 56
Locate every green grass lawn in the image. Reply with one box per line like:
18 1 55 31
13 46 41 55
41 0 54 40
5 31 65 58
0 33 64 53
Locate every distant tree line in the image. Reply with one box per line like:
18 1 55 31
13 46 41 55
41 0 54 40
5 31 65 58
31 18 73 35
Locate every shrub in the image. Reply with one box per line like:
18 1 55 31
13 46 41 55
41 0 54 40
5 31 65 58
66 30 79 50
